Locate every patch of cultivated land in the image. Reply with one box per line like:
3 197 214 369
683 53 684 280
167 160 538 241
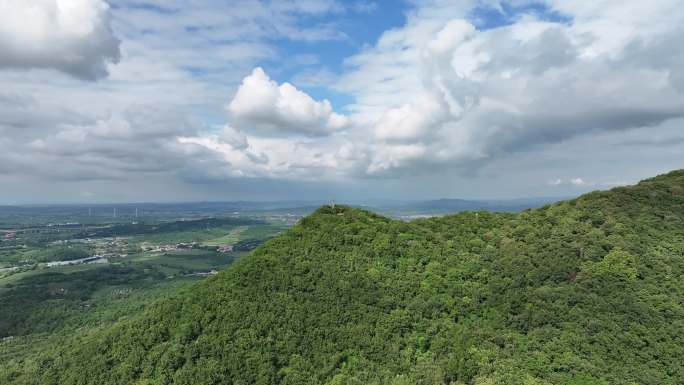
201 226 248 246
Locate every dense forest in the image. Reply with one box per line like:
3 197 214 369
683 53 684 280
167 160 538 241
2 170 684 384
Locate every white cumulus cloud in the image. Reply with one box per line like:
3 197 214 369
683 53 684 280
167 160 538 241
228 67 350 136
336 0 684 177
0 0 121 80
570 178 588 186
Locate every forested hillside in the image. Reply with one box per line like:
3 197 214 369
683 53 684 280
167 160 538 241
3 171 684 385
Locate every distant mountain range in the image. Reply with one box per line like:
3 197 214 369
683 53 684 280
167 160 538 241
0 197 567 219
373 197 566 216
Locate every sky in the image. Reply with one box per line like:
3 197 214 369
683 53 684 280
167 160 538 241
0 0 683 204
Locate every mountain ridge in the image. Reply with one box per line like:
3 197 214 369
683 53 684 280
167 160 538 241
4 169 684 385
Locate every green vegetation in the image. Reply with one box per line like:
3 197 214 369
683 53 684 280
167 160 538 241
27 245 93 262
0 266 164 337
201 226 248 247
0 245 93 272
77 217 261 239
127 249 237 275
0 212 287 385
2 170 684 384
0 267 200 385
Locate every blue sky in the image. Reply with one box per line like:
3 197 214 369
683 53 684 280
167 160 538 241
250 1 571 110
0 0 683 203
224 0 410 110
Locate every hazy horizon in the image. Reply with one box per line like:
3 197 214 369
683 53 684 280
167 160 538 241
0 194 572 207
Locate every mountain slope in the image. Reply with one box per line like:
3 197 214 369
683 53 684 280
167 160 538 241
7 171 684 385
